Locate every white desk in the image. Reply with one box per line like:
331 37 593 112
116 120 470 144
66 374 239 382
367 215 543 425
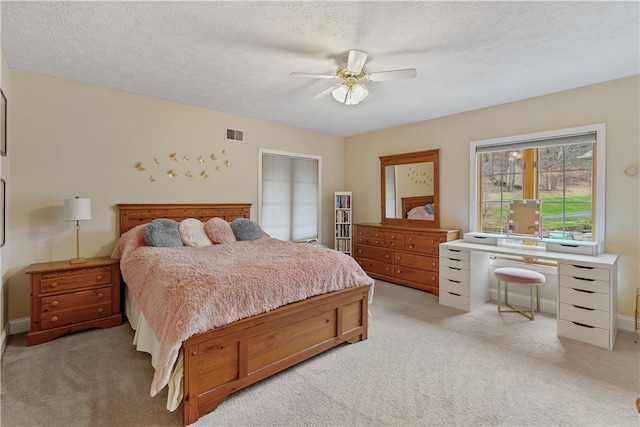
439 239 618 350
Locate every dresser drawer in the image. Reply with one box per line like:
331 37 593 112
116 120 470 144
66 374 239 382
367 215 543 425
559 287 609 312
393 265 438 285
394 252 438 272
383 232 404 249
440 256 469 270
439 265 469 282
557 319 609 349
440 247 469 260
355 258 392 277
439 290 470 311
559 276 610 294
440 278 469 297
559 263 610 281
404 235 440 255
354 245 392 263
559 303 609 329
40 268 113 294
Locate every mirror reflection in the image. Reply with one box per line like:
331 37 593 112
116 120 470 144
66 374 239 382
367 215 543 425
380 149 440 228
384 162 435 220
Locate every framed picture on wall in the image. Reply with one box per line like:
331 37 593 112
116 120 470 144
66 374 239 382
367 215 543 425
0 179 5 247
0 89 6 156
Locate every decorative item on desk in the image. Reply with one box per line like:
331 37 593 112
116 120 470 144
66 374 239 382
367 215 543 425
63 196 92 264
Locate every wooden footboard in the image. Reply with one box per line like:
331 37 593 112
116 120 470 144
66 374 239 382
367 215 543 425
182 284 371 426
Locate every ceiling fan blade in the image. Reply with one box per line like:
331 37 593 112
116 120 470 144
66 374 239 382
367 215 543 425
313 83 342 99
346 49 368 73
290 72 338 80
368 68 417 82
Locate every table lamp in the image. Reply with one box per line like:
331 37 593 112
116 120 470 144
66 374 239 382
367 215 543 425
64 196 92 264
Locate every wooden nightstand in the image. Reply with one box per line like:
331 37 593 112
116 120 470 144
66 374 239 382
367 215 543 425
26 256 122 346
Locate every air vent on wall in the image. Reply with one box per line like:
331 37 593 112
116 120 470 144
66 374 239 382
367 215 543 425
226 128 244 143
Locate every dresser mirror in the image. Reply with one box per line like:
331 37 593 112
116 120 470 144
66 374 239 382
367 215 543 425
380 149 440 228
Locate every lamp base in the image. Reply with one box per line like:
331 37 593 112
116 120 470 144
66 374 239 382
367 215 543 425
69 257 88 265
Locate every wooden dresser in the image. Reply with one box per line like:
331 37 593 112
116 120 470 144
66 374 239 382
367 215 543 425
354 223 460 295
26 257 122 346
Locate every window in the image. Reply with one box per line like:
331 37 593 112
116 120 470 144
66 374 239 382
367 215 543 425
469 124 606 248
259 149 321 241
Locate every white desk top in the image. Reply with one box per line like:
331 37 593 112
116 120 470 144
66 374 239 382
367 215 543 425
442 239 618 267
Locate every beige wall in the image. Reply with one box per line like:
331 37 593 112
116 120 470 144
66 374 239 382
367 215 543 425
6 69 345 321
345 75 640 319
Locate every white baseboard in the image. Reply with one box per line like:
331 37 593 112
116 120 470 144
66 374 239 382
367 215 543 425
1 323 7 358
9 317 30 335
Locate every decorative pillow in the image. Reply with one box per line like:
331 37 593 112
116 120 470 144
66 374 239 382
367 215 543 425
179 218 213 247
143 218 184 247
230 218 264 241
425 204 434 215
204 217 236 244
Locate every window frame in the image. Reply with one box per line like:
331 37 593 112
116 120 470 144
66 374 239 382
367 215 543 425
469 123 606 251
258 148 322 241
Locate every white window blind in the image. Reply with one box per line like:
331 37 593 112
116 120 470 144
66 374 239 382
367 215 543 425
260 150 320 241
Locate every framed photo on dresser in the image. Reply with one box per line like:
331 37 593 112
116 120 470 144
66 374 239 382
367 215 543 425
0 89 6 156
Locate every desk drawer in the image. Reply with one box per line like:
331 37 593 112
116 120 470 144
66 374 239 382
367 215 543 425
440 278 469 297
440 247 470 260
440 257 469 270
559 264 610 281
559 303 609 329
560 276 610 294
439 291 470 311
557 319 609 349
439 265 469 282
559 287 609 312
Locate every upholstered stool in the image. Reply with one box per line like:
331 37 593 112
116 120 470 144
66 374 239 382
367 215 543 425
495 267 545 320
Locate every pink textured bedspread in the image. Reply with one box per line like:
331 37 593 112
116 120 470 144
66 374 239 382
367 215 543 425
112 225 374 396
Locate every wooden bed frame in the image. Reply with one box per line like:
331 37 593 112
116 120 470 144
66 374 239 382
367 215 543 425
117 203 371 426
401 195 435 218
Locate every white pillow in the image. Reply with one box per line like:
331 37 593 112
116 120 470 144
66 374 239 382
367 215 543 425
179 218 213 247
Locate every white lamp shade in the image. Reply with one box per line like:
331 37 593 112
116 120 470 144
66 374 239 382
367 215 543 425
64 198 92 221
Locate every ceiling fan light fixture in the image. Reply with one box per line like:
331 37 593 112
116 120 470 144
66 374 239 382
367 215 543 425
332 82 368 106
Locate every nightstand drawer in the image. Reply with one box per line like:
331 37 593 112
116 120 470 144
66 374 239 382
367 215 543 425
40 289 112 330
40 269 112 294
41 286 112 316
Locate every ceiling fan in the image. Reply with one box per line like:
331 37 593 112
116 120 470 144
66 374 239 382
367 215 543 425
290 49 417 105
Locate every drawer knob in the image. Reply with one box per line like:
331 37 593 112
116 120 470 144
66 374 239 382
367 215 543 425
357 249 362 254
51 316 59 323
385 254 390 259
51 300 59 307
50 282 58 288
96 275 103 281
98 308 104 313
396 269 401 274
98 293 104 298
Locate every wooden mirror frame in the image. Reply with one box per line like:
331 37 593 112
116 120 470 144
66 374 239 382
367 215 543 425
380 149 440 228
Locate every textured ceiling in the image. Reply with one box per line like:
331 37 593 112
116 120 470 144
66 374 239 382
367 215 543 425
1 1 639 137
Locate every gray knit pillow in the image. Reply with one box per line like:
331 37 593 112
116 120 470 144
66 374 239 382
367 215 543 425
143 218 184 247
230 218 264 241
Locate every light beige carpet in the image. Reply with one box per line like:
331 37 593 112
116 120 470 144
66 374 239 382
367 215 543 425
1 280 638 426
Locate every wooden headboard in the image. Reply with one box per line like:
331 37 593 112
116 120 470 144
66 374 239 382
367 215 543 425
401 195 435 218
118 203 252 235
